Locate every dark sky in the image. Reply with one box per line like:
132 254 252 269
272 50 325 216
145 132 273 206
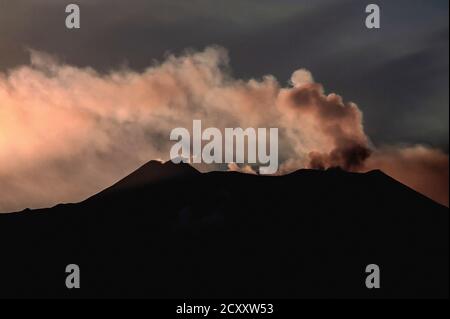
0 0 448 149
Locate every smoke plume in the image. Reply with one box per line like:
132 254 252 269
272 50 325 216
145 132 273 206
0 46 448 211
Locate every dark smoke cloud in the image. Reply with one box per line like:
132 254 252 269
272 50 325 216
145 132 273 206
282 81 371 170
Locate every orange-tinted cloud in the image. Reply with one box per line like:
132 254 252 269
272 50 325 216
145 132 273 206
0 46 448 212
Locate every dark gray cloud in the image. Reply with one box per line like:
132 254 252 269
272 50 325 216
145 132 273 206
0 0 448 148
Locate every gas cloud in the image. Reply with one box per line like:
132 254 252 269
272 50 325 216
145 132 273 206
0 46 448 212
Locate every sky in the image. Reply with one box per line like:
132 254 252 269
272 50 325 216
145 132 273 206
0 0 448 211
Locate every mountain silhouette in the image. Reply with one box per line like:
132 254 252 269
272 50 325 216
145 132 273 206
0 161 448 298
96 160 200 196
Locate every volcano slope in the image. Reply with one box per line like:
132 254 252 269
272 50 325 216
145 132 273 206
0 161 448 298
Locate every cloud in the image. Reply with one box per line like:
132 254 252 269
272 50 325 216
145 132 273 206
278 81 371 170
290 69 314 87
0 46 448 212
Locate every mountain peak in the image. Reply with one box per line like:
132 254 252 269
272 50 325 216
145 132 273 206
99 160 200 195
